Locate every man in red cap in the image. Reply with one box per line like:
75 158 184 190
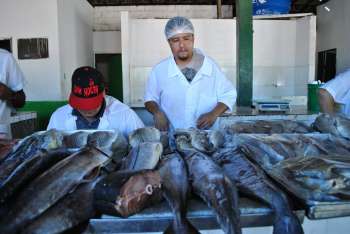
47 66 144 136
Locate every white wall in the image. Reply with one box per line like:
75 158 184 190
317 0 350 73
121 13 316 107
94 5 234 31
0 0 61 101
93 31 122 54
58 0 94 99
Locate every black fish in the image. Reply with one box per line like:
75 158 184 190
0 129 63 185
176 135 241 234
213 147 304 234
0 148 74 204
23 177 100 234
158 152 200 234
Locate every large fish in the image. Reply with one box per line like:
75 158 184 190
23 177 100 234
226 120 311 134
87 130 129 167
158 153 199 234
313 114 350 139
0 146 109 234
176 135 241 234
123 142 162 170
0 148 74 204
128 127 161 148
0 129 63 185
213 147 304 234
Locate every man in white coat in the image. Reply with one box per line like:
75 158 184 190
144 16 237 131
319 69 350 117
0 49 26 139
48 66 144 137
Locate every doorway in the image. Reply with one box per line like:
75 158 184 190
317 49 336 83
0 38 12 53
95 54 123 102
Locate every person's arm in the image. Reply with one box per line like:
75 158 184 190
318 88 336 115
0 83 25 108
197 102 228 129
145 101 169 131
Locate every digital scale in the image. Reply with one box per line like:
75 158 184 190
254 99 291 112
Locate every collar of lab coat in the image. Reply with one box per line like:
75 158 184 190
167 48 212 79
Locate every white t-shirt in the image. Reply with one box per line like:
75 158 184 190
47 95 145 137
0 49 25 136
144 49 237 129
321 69 350 117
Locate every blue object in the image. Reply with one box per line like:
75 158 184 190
253 0 291 15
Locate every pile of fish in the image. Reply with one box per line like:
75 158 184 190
226 133 350 170
0 129 128 234
270 155 350 202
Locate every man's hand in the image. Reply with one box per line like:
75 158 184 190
154 111 169 131
197 111 217 129
196 102 229 129
0 83 13 101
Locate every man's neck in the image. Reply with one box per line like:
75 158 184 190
175 54 193 67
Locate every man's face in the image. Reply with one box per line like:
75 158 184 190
168 33 194 62
77 104 102 119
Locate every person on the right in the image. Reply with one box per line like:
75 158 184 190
319 69 350 117
144 16 236 131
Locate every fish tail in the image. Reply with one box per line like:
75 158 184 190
273 213 304 234
163 218 200 234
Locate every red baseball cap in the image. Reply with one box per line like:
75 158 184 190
69 66 105 111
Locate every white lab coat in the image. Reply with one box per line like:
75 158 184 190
47 95 144 137
144 49 237 129
321 69 350 117
0 49 25 137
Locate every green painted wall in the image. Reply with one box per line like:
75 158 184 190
19 101 68 130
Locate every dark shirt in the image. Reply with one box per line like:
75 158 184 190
72 100 106 130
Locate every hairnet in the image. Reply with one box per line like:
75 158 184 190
164 16 194 39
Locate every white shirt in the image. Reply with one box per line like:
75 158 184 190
47 95 145 137
0 49 25 136
144 49 237 129
321 69 350 117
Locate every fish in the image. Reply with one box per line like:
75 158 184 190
0 148 75 204
334 115 350 139
212 147 304 234
312 114 340 136
176 135 241 234
94 170 162 217
225 120 311 134
158 152 199 234
208 130 225 150
0 139 18 162
87 130 129 163
123 142 162 170
0 129 64 186
0 146 109 234
62 131 89 148
175 129 215 154
23 177 100 234
128 127 161 148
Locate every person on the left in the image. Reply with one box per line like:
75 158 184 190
0 49 26 139
47 66 144 137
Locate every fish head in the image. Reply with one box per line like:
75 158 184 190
128 127 161 148
40 129 64 149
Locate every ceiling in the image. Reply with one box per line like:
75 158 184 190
87 0 330 15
